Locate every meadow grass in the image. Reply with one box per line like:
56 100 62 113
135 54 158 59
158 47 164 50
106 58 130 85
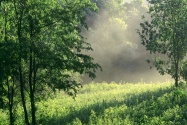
1 81 187 125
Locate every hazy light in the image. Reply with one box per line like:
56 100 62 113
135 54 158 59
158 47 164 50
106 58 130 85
83 0 172 84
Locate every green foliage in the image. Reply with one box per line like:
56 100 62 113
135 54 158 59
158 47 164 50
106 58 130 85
0 0 101 124
90 0 145 34
0 0 101 96
2 82 187 125
0 109 9 125
138 0 187 87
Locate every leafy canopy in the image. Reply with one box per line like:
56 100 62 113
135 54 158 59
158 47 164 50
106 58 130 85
0 0 101 124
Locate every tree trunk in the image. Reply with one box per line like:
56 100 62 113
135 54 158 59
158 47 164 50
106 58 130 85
7 78 14 125
9 98 14 125
19 66 30 125
30 92 36 125
175 77 179 87
0 83 5 109
16 4 30 124
29 49 36 125
175 56 179 87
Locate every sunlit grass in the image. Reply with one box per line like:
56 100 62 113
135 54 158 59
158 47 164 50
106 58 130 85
36 81 174 124
1 81 187 125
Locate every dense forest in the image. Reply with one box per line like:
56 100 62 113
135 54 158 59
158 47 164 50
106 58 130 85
1 0 187 125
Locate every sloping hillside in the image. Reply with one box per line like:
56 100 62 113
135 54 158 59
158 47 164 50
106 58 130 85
2 82 187 125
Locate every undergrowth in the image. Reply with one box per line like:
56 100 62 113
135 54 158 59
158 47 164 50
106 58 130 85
1 81 187 125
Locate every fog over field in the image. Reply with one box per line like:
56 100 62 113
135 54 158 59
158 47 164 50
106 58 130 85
83 0 172 83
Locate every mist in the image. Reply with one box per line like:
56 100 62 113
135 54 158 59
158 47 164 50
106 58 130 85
82 0 172 83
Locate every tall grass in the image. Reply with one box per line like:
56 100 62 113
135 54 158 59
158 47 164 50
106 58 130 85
1 81 187 125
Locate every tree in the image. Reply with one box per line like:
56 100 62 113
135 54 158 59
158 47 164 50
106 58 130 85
0 0 101 125
138 0 187 87
0 1 20 124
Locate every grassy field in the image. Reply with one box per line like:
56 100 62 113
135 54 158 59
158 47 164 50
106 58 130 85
1 81 187 125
